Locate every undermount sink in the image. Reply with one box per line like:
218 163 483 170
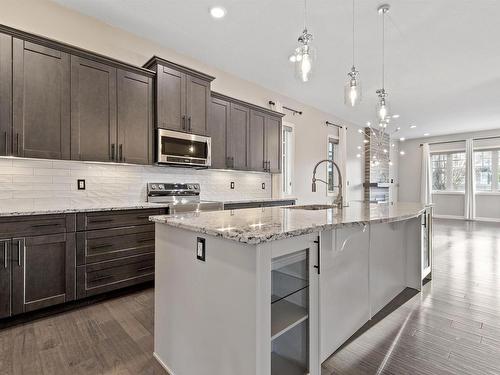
284 204 338 211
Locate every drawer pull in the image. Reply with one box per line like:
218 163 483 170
89 219 114 223
31 223 60 228
3 242 7 269
91 275 113 282
91 243 113 250
137 238 153 243
137 266 154 272
136 215 151 219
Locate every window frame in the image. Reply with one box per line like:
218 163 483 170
282 123 295 197
474 148 499 192
326 135 339 196
430 150 466 193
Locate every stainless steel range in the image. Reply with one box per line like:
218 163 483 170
147 183 223 214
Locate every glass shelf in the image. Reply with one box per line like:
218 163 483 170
271 270 309 305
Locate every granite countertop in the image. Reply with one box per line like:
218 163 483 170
221 197 297 204
150 201 427 244
0 202 171 217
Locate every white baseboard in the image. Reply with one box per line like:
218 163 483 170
433 214 464 220
475 217 500 223
153 352 175 375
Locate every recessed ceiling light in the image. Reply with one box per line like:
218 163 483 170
356 154 361 158
210 6 227 19
410 125 417 129
392 114 400 119
424 133 430 136
400 150 406 155
399 137 405 141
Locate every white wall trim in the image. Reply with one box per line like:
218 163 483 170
432 191 465 195
474 217 500 223
433 214 465 220
153 352 177 375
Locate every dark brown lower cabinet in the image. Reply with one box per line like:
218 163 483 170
11 233 75 315
0 240 11 318
76 253 154 299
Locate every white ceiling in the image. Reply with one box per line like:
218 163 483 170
52 0 500 139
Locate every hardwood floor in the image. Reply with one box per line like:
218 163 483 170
0 288 166 375
1 218 499 374
323 219 500 375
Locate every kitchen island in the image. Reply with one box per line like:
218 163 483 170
150 202 432 375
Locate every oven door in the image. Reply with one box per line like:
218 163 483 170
157 129 211 166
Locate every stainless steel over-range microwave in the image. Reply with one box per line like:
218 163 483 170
156 129 212 167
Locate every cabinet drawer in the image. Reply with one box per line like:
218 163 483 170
0 214 75 237
76 208 166 231
76 224 155 265
76 253 154 298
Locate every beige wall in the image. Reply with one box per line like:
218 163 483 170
0 0 365 203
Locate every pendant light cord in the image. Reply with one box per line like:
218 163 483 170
304 0 308 30
352 0 355 66
382 9 385 89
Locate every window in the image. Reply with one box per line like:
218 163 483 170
475 151 492 191
327 136 338 194
282 125 294 195
474 149 499 191
431 152 466 192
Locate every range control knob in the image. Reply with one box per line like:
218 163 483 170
151 184 157 190
159 185 164 190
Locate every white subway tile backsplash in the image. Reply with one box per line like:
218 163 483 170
0 158 272 208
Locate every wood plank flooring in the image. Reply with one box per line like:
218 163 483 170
322 219 500 375
1 218 499 374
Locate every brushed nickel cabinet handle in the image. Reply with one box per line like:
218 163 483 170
91 243 113 250
188 116 192 132
3 242 7 269
181 115 186 130
16 133 19 156
111 144 115 161
16 240 22 267
119 144 123 162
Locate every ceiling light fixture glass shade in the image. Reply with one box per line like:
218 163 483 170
344 0 362 107
344 67 362 107
376 88 390 121
290 29 315 82
290 0 315 83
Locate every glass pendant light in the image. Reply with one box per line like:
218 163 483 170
376 4 390 121
289 0 315 82
344 0 362 107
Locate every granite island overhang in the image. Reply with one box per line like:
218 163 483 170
150 202 433 375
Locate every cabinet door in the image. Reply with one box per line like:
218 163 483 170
0 239 11 319
70 56 117 162
0 33 12 157
266 115 282 173
186 75 210 135
117 69 153 165
208 97 229 169
228 103 249 170
157 64 186 131
249 110 266 171
12 39 70 159
12 233 75 315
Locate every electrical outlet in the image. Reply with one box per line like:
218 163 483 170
196 237 206 261
262 182 266 190
77 179 86 190
230 181 235 189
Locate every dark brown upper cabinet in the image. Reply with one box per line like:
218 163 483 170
144 57 214 135
210 92 283 173
265 115 282 173
13 39 71 160
70 56 117 162
249 110 266 171
208 96 230 169
0 32 12 157
116 69 153 165
228 103 250 170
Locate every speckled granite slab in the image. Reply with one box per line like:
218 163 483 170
0 203 171 217
150 202 427 244
221 197 297 204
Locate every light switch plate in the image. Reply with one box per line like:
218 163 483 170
196 237 206 261
77 179 86 190
230 182 235 190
